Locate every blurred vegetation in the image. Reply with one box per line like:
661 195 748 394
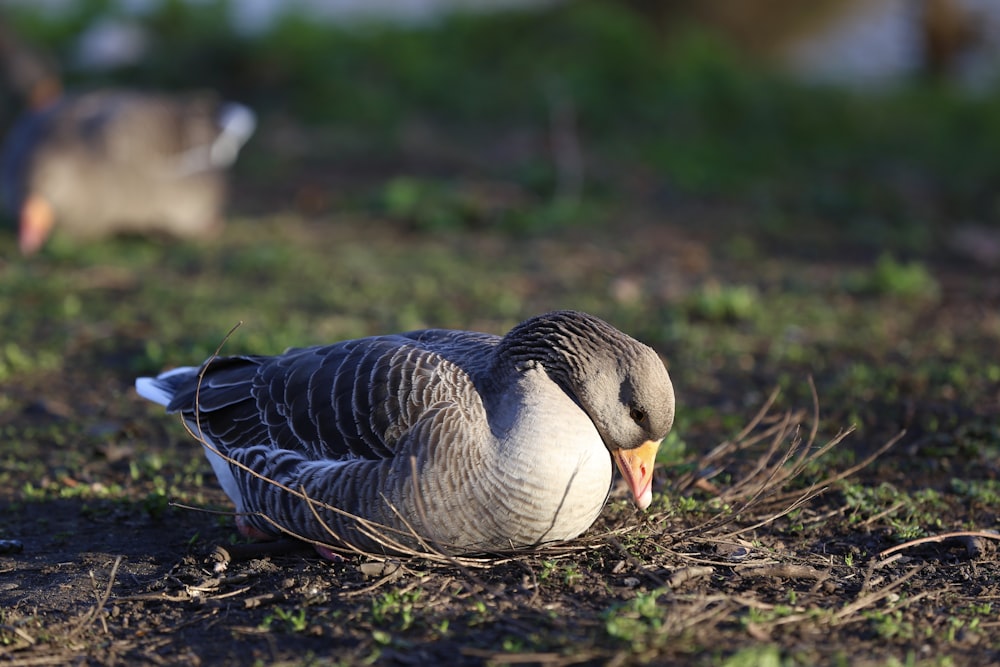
2 0 996 438
1 6 998 665
5 0 1000 253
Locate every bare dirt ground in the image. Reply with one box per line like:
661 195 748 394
2 2 999 662
1 177 998 666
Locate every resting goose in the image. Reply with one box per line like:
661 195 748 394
1 89 255 254
135 311 675 556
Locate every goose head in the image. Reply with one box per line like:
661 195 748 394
499 311 675 510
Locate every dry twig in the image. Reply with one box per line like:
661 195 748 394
70 556 122 637
878 530 1000 559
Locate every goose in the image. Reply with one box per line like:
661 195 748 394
135 311 675 556
1 89 256 254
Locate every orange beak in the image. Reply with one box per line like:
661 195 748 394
612 439 660 510
19 194 55 255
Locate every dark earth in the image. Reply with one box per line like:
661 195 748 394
1 195 997 665
1 3 999 662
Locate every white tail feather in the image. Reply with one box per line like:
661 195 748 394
196 429 245 511
134 366 198 406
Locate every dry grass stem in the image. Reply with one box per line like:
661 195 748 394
830 566 926 624
69 556 122 637
878 530 1000 559
661 382 899 547
179 330 893 579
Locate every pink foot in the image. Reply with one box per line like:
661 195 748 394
313 544 345 562
235 515 277 541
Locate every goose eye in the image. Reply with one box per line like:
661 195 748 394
629 407 646 424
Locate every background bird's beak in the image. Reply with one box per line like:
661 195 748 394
19 194 55 255
612 439 660 510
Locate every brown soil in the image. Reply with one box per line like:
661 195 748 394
1 183 998 666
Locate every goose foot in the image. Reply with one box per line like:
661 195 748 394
235 515 277 541
313 544 345 562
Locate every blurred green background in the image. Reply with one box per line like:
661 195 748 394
1 5 998 663
5 0 1000 249
1 0 998 456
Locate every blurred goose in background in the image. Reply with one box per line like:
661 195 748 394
1 21 255 254
1 89 256 254
135 311 676 557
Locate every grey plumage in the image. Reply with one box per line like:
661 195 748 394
135 311 675 556
2 89 255 253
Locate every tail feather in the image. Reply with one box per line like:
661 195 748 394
210 102 256 167
135 366 199 408
135 364 247 513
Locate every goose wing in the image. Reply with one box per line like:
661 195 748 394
164 333 492 463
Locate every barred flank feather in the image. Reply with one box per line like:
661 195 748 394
135 311 675 556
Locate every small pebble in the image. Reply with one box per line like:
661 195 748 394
360 560 403 580
714 542 750 561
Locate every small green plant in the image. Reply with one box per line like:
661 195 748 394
502 636 524 652
673 495 701 513
604 588 669 651
720 644 783 667
841 482 944 539
562 563 583 586
143 489 170 520
656 430 687 466
684 282 760 323
744 604 798 626
260 607 310 634
379 177 458 231
537 559 584 586
863 609 915 641
846 254 940 301
965 602 992 617
950 478 1000 506
378 176 545 233
370 589 421 630
0 343 60 381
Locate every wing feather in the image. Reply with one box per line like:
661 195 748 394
162 332 491 467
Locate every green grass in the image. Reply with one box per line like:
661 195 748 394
8 1 1000 250
840 482 950 540
845 254 941 302
259 606 311 634
603 590 665 651
1 5 998 666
